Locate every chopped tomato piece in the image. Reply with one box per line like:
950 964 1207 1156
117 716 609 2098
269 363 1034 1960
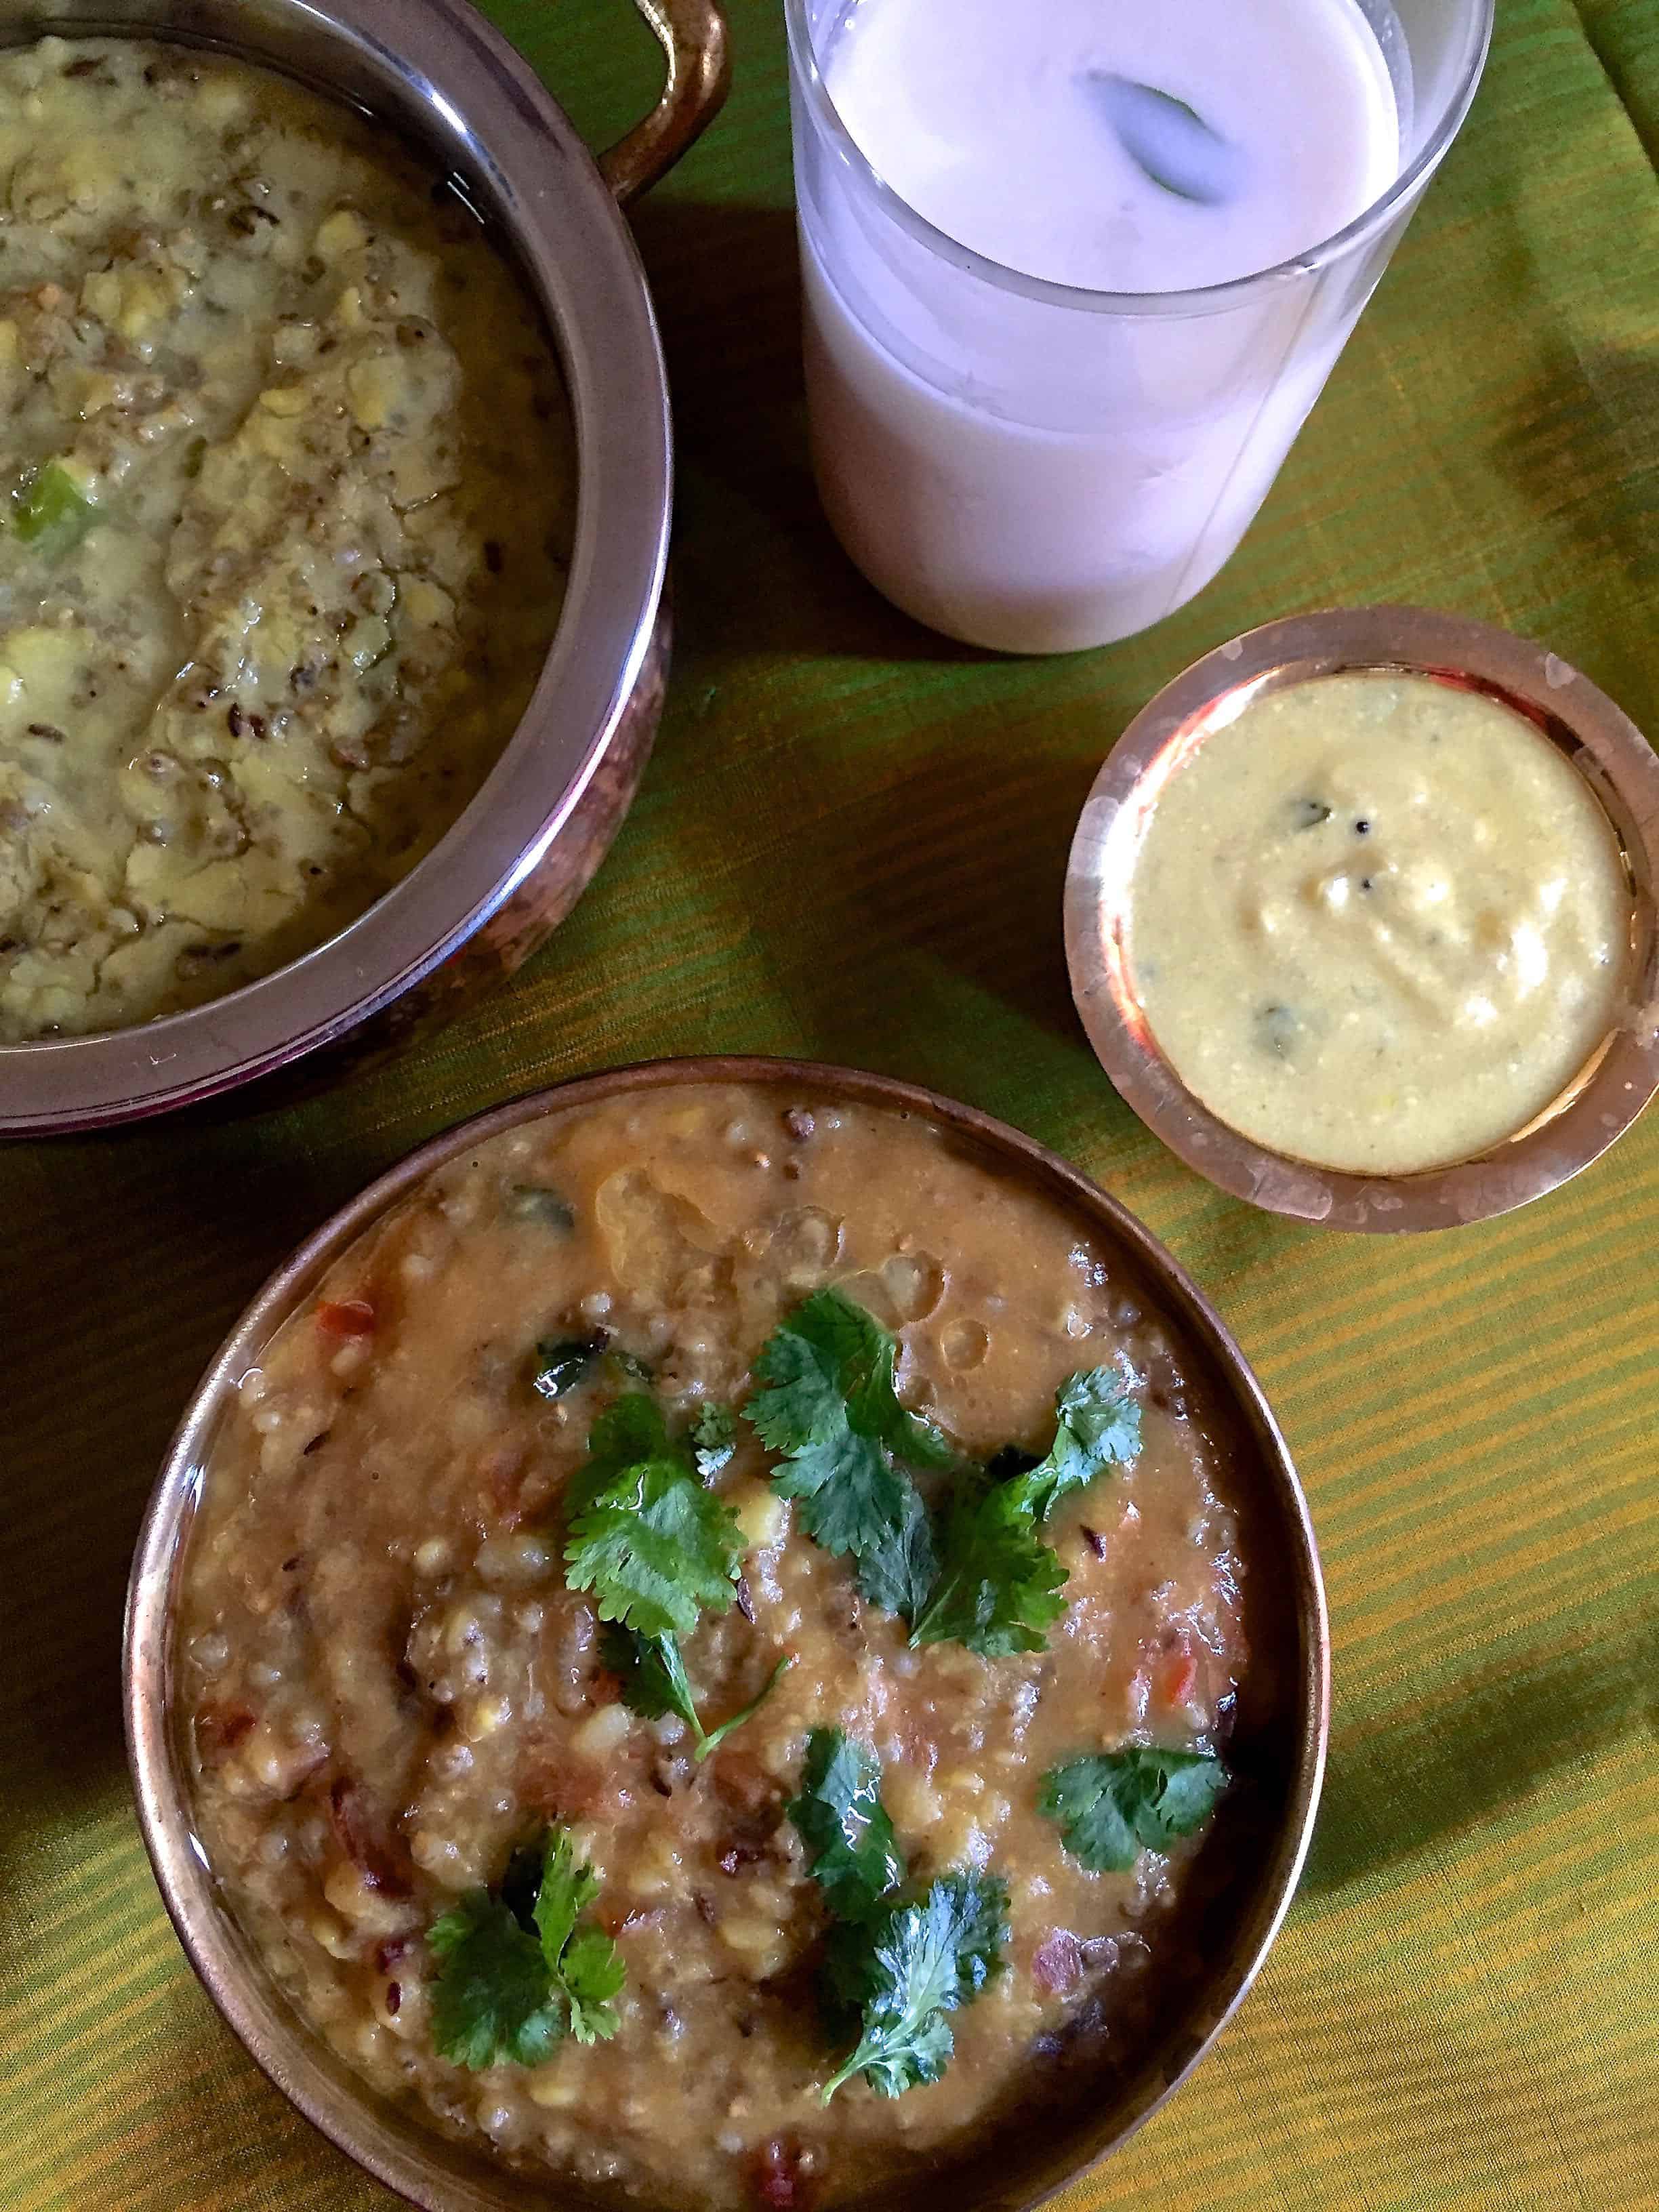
316 1297 375 1338
753 2138 815 2211
1032 1929 1084 1994
1158 1648 1198 1708
194 1702 256 1763
327 1777 413 1896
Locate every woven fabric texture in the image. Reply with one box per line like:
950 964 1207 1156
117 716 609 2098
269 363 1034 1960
2 0 1656 2205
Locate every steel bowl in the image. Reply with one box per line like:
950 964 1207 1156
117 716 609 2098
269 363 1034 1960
1066 607 1659 1231
126 1054 1330 2212
0 0 731 1136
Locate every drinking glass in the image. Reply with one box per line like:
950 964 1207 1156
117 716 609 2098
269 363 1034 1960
785 0 1494 654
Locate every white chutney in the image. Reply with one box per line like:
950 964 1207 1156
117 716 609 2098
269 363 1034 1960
1126 671 1634 1175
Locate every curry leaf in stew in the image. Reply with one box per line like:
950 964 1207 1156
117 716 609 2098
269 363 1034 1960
789 1728 906 1923
533 1334 654 1402
531 1334 611 1401
819 1872 1010 2102
430 1828 625 2068
1038 1747 1227 1872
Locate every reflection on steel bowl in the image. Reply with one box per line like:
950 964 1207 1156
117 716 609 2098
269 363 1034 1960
0 0 730 1134
127 1058 1329 2212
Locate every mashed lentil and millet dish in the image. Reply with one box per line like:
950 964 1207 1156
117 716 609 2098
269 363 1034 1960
0 38 572 1041
178 1084 1256 2207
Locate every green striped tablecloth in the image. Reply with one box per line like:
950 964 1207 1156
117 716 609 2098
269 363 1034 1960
3 0 1656 2203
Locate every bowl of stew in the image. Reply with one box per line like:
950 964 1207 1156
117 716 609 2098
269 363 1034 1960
127 1056 1329 2211
0 0 728 1134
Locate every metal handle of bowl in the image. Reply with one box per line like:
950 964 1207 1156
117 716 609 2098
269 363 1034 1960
600 0 732 204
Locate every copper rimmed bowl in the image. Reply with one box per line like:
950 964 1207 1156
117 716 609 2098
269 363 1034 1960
1066 607 1659 1232
125 1055 1330 2212
0 0 730 1136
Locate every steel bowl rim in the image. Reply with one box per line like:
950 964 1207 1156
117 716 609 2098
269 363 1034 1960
1065 605 1659 1233
125 1052 1330 2212
0 0 672 1135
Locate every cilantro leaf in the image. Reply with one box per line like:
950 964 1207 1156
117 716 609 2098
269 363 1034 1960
532 1831 624 2045
588 1392 671 1467
909 1480 1068 1656
821 1872 1008 2101
746 1290 953 1614
699 1654 795 1758
854 1483 938 1625
767 1416 912 1558
748 1290 952 1559
565 1454 745 1639
428 1891 566 2070
428 1828 627 2069
750 1332 909 1554
760 1292 956 1460
789 1728 905 1924
788 1736 1005 2102
602 1622 700 1729
1039 1746 1227 1872
531 1831 600 1962
906 1368 1139 1656
567 1397 777 1748
693 1400 738 1479
603 1624 793 1761
562 1392 672 1523
1004 1369 1141 1523
558 1926 627 2043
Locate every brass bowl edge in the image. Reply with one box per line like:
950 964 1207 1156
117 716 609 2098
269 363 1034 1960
1065 605 1659 1232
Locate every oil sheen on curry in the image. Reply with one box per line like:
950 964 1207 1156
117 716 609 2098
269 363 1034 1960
1126 670 1634 1176
0 39 573 1042
178 1085 1255 2209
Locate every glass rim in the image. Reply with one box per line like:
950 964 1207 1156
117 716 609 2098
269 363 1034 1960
783 0 1496 317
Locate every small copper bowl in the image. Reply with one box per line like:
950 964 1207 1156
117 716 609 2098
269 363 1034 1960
126 1056 1330 2212
1065 607 1659 1231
